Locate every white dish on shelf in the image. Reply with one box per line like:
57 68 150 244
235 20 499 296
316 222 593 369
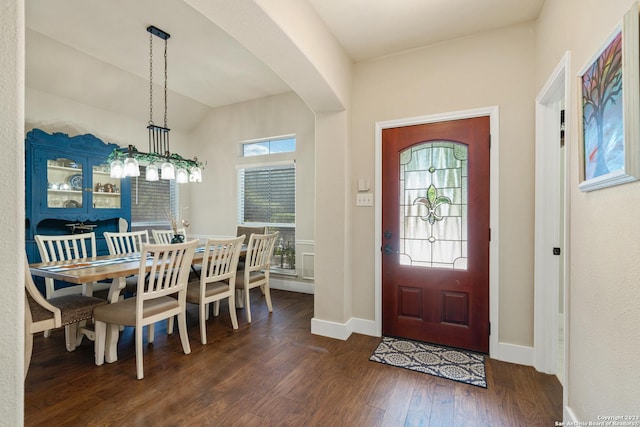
68 174 83 190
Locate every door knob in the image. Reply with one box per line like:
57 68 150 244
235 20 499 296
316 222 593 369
383 244 395 255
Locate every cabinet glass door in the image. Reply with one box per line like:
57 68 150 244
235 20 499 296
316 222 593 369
92 164 121 209
46 158 83 209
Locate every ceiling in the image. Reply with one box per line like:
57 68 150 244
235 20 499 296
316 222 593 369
309 0 545 61
25 0 545 133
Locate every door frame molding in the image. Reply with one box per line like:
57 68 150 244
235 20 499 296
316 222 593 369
374 106 500 356
534 51 571 380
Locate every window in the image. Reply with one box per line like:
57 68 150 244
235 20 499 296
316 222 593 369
242 136 296 157
239 162 296 273
130 168 177 233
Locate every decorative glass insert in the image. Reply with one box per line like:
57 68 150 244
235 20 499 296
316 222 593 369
47 158 83 209
399 141 468 270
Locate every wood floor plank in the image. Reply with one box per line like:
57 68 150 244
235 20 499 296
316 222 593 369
404 382 436 426
379 370 419 426
426 382 456 427
25 290 562 426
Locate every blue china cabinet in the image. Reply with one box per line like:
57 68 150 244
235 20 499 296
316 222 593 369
25 129 131 262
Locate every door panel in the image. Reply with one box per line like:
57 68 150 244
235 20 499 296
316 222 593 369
382 117 490 353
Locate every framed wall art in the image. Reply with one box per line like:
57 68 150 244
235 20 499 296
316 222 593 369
578 2 640 192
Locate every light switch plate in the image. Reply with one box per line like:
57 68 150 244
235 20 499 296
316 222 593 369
356 193 373 206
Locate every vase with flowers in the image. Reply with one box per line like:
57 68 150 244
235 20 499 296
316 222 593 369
169 215 185 244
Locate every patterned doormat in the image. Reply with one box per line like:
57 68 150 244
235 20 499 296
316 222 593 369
369 336 487 388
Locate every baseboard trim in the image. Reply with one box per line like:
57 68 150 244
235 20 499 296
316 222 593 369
311 317 351 340
310 316 535 367
350 317 379 337
564 406 579 424
270 277 314 294
310 316 381 340
497 342 534 366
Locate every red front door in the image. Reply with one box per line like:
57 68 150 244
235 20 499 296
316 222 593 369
382 116 490 353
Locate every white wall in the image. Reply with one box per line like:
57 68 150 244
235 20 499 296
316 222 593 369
351 23 537 347
536 0 640 419
26 87 190 155
186 91 316 279
0 0 24 424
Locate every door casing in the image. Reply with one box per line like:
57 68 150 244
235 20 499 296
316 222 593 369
534 51 570 384
374 106 500 357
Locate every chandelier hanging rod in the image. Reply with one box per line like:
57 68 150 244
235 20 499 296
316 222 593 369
107 24 204 183
147 25 170 41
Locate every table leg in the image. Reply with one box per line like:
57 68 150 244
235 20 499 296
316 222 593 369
107 277 125 303
94 321 105 366
104 323 120 363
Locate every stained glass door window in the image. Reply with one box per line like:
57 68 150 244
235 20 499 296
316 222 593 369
399 141 468 270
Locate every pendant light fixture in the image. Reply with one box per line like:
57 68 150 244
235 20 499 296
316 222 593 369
108 25 203 183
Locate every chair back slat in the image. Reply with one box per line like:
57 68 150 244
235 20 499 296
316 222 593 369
137 240 197 302
35 233 99 299
36 233 96 262
152 228 186 244
246 232 279 272
202 235 245 284
104 230 149 255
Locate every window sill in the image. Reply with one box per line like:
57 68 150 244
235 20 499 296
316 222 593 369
270 268 297 277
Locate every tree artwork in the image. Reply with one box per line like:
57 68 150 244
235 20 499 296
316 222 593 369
581 31 623 179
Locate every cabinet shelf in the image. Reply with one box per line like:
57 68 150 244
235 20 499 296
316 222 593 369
47 165 83 173
47 189 83 194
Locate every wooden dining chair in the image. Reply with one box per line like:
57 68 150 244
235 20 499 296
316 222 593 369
35 232 101 298
235 225 266 271
151 228 186 244
236 225 267 245
34 232 111 348
24 257 106 377
235 232 279 323
103 230 149 293
185 235 245 344
104 230 148 255
93 239 198 379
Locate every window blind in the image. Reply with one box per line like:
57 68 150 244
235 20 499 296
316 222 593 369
239 164 295 225
131 169 177 229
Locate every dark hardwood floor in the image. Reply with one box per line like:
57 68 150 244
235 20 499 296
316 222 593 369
25 290 562 426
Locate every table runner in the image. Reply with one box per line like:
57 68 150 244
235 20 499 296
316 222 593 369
36 246 207 273
36 255 144 272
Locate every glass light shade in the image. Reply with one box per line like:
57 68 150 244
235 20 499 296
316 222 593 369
189 166 202 183
123 157 140 177
145 164 159 181
110 159 124 178
161 162 175 180
176 168 189 183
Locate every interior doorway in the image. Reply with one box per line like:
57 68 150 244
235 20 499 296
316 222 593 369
534 51 570 384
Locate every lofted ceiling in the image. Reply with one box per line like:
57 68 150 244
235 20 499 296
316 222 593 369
26 0 544 133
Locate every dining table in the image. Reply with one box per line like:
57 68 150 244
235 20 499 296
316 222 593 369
28 243 246 365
